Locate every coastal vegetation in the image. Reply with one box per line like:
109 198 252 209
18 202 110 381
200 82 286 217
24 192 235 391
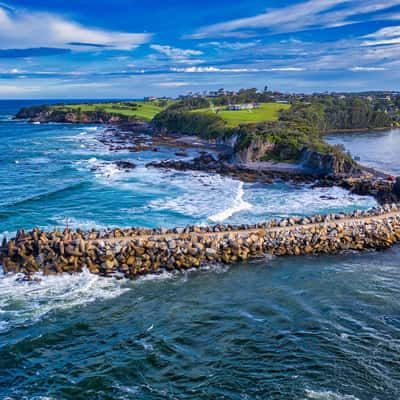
15 89 400 169
52 101 170 120
16 100 172 122
154 91 397 165
192 102 290 127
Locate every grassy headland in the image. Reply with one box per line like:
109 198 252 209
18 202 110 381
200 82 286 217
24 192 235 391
16 100 173 123
15 89 400 176
192 102 290 127
51 101 171 121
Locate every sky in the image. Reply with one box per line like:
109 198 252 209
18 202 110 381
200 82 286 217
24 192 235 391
1 0 400 98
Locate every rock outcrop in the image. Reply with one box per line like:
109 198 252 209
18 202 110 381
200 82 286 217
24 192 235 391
236 138 275 162
300 149 358 177
15 109 136 124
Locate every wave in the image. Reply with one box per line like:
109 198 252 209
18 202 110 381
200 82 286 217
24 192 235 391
77 157 136 183
305 390 360 400
133 263 231 286
226 183 377 225
0 230 17 242
2 181 89 209
148 171 252 222
209 181 252 223
24 156 52 165
50 215 109 231
0 268 129 334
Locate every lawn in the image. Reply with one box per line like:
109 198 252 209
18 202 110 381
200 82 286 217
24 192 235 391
193 102 290 127
51 101 171 121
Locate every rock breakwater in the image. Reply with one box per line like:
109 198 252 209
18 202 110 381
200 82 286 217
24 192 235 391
1 204 400 280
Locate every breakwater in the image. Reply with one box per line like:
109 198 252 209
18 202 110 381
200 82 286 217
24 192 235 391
1 204 400 279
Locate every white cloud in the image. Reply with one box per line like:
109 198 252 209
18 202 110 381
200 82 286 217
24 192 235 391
190 0 400 38
269 67 305 71
349 66 387 71
201 41 260 50
171 66 305 73
172 66 247 73
0 5 151 50
154 81 190 87
150 45 203 63
362 25 400 46
0 84 40 95
364 25 400 41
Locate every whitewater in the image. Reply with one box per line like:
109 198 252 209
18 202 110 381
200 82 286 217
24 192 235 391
0 100 399 399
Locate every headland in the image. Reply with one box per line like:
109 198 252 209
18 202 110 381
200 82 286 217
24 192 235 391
7 89 400 279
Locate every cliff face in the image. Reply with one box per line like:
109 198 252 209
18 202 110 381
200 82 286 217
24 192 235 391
235 138 275 162
300 149 357 177
15 109 133 124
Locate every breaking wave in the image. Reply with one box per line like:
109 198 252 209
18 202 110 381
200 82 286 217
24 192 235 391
209 181 252 222
0 268 129 334
305 390 360 400
1 181 89 209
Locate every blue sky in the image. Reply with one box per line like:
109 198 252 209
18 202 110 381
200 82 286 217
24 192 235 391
1 0 400 98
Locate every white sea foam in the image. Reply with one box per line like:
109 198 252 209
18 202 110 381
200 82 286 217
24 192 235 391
25 156 52 165
229 184 376 225
0 114 13 121
305 389 360 400
51 215 109 231
0 268 129 333
62 129 109 156
76 157 132 183
135 270 178 283
148 170 252 222
209 181 252 222
133 263 231 285
0 230 17 242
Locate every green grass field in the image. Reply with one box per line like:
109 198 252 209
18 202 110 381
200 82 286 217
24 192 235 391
51 101 171 121
193 102 290 127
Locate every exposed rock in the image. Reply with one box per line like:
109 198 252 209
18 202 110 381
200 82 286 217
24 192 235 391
114 161 137 171
300 149 358 177
236 138 274 162
1 205 400 280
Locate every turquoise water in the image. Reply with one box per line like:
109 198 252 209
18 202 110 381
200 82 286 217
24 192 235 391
1 101 399 399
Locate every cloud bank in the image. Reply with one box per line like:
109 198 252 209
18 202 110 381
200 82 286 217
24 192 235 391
0 6 151 51
191 0 400 38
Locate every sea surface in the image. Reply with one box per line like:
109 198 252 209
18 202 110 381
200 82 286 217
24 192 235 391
0 101 399 399
325 128 400 176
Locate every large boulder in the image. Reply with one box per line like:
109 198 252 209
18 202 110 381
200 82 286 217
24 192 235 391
392 177 400 197
301 149 357 177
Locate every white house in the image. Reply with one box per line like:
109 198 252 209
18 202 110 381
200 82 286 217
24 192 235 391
225 103 260 111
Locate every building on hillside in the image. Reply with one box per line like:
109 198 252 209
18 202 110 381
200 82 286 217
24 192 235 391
225 103 260 111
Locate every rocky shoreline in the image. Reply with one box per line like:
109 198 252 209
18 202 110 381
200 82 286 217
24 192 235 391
1 204 400 280
91 123 399 204
146 152 399 204
17 114 400 206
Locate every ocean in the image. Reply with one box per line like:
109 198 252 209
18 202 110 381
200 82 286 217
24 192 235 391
0 100 399 399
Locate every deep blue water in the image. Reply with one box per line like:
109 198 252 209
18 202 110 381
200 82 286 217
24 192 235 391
0 101 399 399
